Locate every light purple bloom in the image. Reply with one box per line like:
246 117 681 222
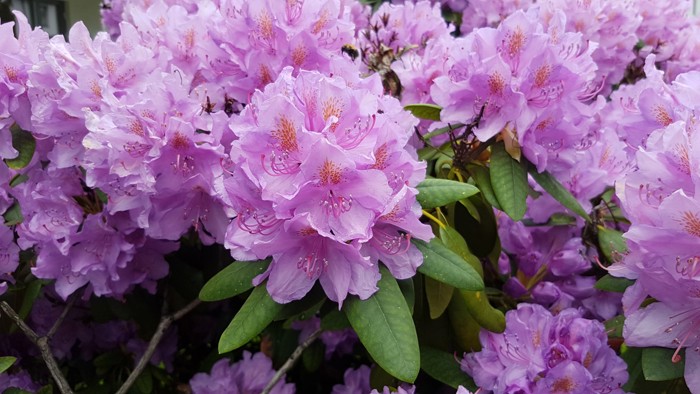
462 304 628 393
221 68 432 306
190 352 295 394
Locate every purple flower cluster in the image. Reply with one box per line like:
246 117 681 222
332 365 416 394
431 9 599 172
292 316 357 358
220 67 432 305
498 216 622 320
462 303 629 393
610 68 700 393
189 351 295 394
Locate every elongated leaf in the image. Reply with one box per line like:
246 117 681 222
3 201 23 226
595 274 634 293
420 346 477 390
344 266 420 382
0 356 16 374
414 239 483 291
527 163 591 222
642 347 685 381
218 285 283 353
398 278 415 315
468 165 501 210
199 259 271 301
9 174 28 188
489 142 527 220
416 178 480 210
598 227 628 263
425 277 453 319
457 289 506 333
404 104 442 121
4 124 36 169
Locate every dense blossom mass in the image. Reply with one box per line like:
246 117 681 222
1 0 700 392
462 304 629 393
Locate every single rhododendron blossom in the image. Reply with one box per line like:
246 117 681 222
221 67 432 306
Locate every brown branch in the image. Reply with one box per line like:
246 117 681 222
46 294 77 340
0 301 75 394
115 298 201 394
261 328 323 394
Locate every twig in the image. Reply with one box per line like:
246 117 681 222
261 328 323 394
115 298 201 394
0 301 75 394
46 294 77 340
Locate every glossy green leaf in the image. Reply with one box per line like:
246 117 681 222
199 259 271 301
527 163 591 222
420 346 477 390
0 356 17 374
3 200 23 226
404 103 442 121
489 142 528 221
4 124 36 170
218 285 283 353
414 238 484 291
457 289 506 333
344 266 420 382
398 278 415 315
468 164 501 210
642 347 685 381
134 368 153 394
595 274 634 293
598 226 629 263
425 277 453 319
416 178 480 210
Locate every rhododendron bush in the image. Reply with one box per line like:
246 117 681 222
1 0 699 392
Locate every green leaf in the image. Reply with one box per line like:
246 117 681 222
489 142 528 221
416 178 480 210
595 274 634 293
321 309 351 331
0 356 17 374
425 277 453 319
468 165 502 210
4 124 36 170
18 280 44 320
344 266 420 382
134 368 153 394
218 285 283 353
404 103 442 121
597 226 629 263
199 259 271 302
398 278 415 315
604 315 625 338
302 340 325 372
9 174 28 188
526 162 591 222
414 238 484 291
420 346 477 390
622 346 644 392
642 347 685 381
3 200 23 226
